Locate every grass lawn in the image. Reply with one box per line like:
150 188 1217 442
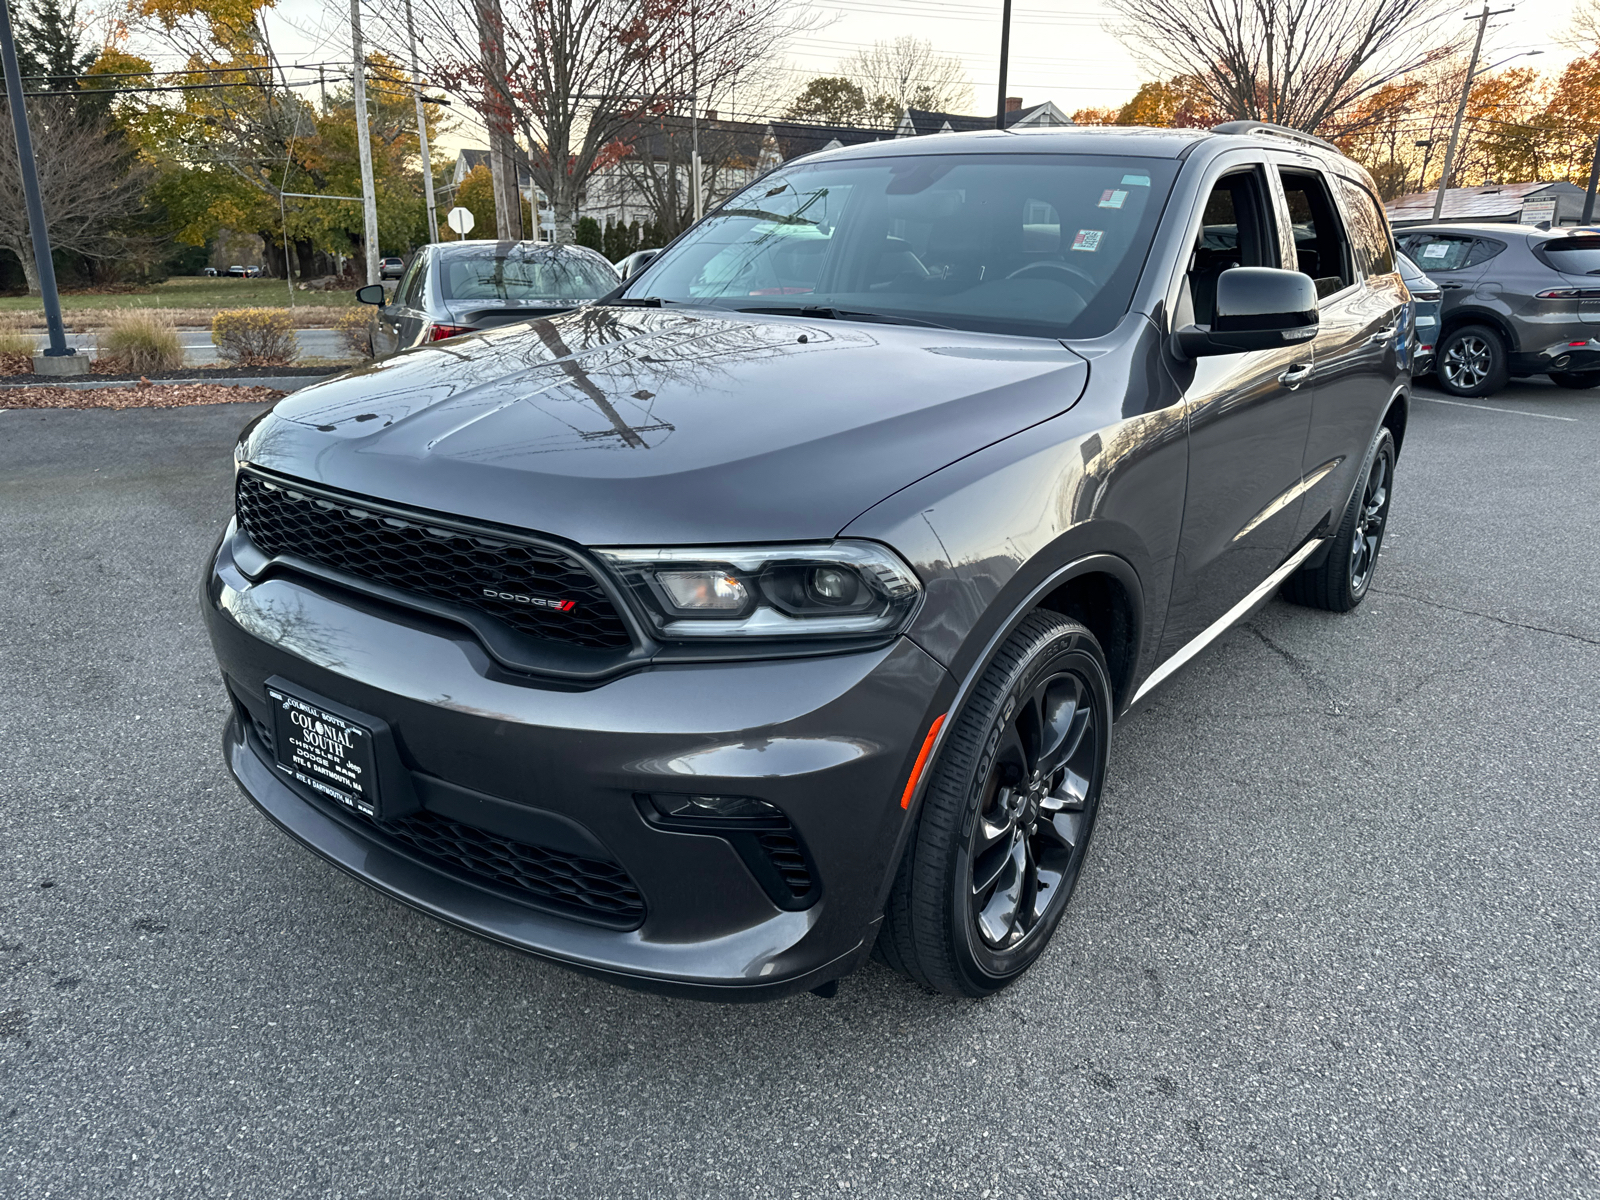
0 276 357 315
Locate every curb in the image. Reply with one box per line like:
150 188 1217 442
0 375 332 392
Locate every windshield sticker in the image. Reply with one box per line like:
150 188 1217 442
1072 229 1104 252
1098 189 1128 209
1121 174 1151 187
1421 242 1449 259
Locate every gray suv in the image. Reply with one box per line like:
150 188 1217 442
205 123 1408 1000
1397 224 1600 395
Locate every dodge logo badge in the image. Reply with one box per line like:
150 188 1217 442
483 588 576 612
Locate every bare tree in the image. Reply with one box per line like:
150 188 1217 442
844 36 971 118
405 0 795 244
1104 0 1457 134
0 100 149 294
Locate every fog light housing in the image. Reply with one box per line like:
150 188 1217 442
650 793 781 821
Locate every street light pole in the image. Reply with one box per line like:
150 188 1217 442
0 0 72 361
995 0 1013 131
404 0 438 243
1431 3 1513 222
349 0 381 284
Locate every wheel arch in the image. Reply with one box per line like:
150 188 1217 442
1440 306 1518 355
1381 387 1409 457
1035 566 1141 714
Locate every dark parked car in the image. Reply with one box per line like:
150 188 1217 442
358 240 619 356
379 255 405 280
615 248 661 280
1396 251 1441 375
1397 223 1600 394
206 123 1409 1000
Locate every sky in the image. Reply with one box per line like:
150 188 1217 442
244 0 1589 153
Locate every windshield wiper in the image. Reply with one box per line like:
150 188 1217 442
610 296 666 307
735 304 951 329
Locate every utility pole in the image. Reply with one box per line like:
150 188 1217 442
691 98 703 222
0 0 75 368
349 0 380 284
476 0 520 241
404 0 438 242
1431 3 1512 222
1582 134 1600 225
995 0 1013 131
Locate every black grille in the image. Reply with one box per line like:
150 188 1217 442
757 831 814 901
235 471 631 650
381 810 645 922
245 710 643 924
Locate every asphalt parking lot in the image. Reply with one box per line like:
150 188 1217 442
2 379 1597 1199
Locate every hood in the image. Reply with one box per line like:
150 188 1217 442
244 306 1090 546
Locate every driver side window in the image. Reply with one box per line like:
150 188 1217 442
1187 169 1278 325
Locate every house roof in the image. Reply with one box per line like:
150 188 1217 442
897 100 1073 138
765 119 893 161
453 148 532 189
1385 181 1585 223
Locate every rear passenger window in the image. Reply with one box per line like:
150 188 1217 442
1466 239 1506 267
1336 177 1394 277
1280 170 1354 298
1402 234 1475 271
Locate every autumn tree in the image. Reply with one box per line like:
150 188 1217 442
783 77 885 127
1105 0 1457 133
1071 77 1217 127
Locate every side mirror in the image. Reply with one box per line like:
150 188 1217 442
1174 267 1319 358
356 284 386 305
621 249 660 279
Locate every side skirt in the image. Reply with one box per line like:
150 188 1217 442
1128 537 1326 707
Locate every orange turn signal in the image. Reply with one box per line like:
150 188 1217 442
900 713 947 809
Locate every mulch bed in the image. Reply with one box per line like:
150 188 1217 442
0 355 339 383
0 382 287 409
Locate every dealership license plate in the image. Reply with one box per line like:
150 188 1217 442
267 684 379 818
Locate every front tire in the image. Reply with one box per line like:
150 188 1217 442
1436 325 1509 397
877 612 1111 998
1548 370 1600 389
1282 426 1395 612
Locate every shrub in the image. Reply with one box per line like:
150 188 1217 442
100 309 183 373
334 306 374 358
212 307 298 367
574 215 602 251
0 319 33 373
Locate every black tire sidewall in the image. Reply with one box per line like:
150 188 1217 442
931 617 1112 993
1437 324 1508 397
1342 426 1395 605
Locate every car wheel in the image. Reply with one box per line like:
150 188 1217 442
877 611 1111 998
1436 325 1509 397
1548 370 1600 389
1282 426 1395 612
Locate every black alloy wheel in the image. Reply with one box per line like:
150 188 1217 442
1284 425 1396 612
877 612 1111 998
1436 324 1509 397
1548 370 1600 389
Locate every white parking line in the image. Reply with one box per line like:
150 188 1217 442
1415 395 1579 422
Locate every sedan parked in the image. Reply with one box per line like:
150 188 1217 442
359 241 620 356
1397 224 1600 394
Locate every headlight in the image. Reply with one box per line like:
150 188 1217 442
595 541 921 640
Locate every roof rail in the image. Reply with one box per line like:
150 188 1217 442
1210 120 1341 154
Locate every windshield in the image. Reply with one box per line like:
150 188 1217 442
439 250 618 303
625 153 1179 339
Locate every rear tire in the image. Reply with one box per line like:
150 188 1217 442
877 612 1111 998
1436 325 1509 397
1548 370 1600 389
1282 426 1395 612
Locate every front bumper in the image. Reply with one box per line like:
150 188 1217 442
205 528 954 1000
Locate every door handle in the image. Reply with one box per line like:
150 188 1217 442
1278 363 1314 389
1369 325 1397 345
